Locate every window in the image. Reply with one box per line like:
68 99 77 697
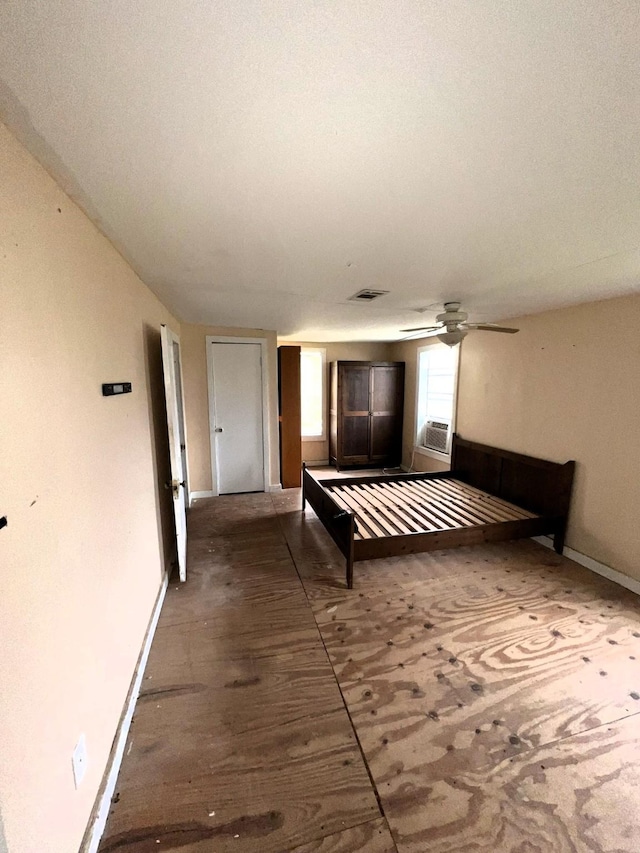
300 348 326 440
415 343 459 458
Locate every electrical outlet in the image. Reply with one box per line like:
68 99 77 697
72 734 88 788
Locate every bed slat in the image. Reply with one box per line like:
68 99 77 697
412 479 517 525
341 485 407 537
402 480 473 529
328 486 388 539
378 481 451 530
420 478 515 523
360 483 426 533
328 475 541 542
327 488 370 539
409 479 495 526
370 482 443 532
352 484 421 534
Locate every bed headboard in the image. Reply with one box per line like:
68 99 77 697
451 435 575 521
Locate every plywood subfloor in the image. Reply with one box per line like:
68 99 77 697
100 487 640 853
99 492 386 853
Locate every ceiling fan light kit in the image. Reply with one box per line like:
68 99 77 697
401 301 520 345
437 329 468 347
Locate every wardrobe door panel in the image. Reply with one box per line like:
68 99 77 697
370 363 404 464
371 365 399 412
370 414 397 461
341 364 370 413
342 416 370 462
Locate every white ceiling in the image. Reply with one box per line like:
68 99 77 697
1 1 639 341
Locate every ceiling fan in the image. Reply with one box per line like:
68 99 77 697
401 302 519 347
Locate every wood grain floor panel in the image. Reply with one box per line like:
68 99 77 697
136 647 344 737
156 570 311 631
101 486 640 853
317 571 640 755
377 713 640 853
274 485 640 853
338 640 640 776
186 538 293 573
148 619 322 666
101 710 380 853
99 493 384 853
288 817 398 853
188 493 280 540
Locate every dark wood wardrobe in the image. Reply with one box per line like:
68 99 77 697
329 361 404 470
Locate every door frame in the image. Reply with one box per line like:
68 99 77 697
206 335 270 496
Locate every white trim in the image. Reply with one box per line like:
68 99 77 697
82 571 169 853
533 536 640 597
268 483 283 492
189 490 215 505
206 336 270 496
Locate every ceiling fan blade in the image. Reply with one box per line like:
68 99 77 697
400 330 441 341
400 325 440 333
464 324 519 334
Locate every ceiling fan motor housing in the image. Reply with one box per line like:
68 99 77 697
436 308 468 326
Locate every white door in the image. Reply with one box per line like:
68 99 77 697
208 341 266 494
160 325 188 581
173 340 189 490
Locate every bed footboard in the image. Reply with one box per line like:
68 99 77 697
302 465 356 588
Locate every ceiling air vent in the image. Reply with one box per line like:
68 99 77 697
348 289 389 302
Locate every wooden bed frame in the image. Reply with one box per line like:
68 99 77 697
302 435 575 588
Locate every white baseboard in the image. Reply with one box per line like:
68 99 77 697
533 536 640 597
82 571 170 853
189 490 215 505
191 486 283 499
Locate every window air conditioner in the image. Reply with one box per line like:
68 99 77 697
423 420 450 453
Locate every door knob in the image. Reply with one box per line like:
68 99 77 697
170 479 185 498
214 427 223 433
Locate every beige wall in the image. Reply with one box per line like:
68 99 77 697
454 294 640 579
0 122 180 853
181 324 280 492
388 337 452 473
282 340 394 463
